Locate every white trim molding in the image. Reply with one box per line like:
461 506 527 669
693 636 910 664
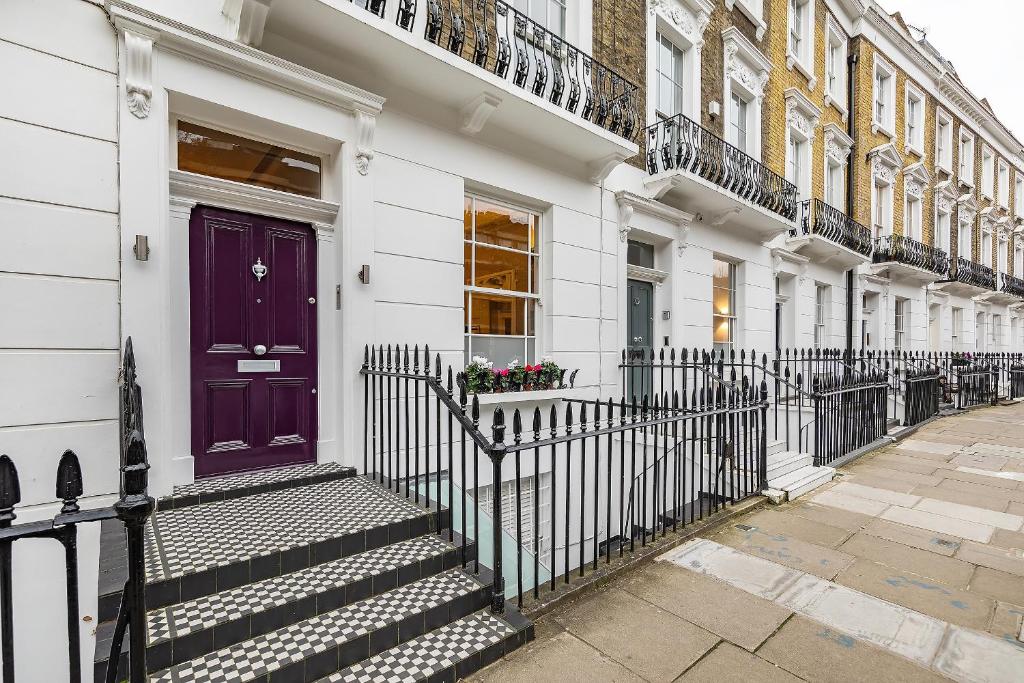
169 170 341 228
784 87 821 139
650 0 713 48
223 0 273 48
355 110 376 175
722 27 772 102
724 0 766 40
869 143 902 185
903 162 931 200
616 190 694 251
823 123 853 163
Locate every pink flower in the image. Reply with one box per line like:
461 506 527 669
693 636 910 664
501 369 509 376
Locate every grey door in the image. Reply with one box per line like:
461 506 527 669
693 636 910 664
627 279 654 402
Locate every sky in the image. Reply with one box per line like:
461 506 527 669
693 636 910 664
875 0 1024 144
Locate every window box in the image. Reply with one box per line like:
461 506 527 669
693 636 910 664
474 386 586 406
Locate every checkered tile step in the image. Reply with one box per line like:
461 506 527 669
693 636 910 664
145 476 428 582
147 534 455 646
150 570 486 683
158 463 355 510
324 610 516 683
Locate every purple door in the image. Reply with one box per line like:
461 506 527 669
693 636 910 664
189 206 318 477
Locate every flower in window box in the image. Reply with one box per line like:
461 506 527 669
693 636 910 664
465 356 495 394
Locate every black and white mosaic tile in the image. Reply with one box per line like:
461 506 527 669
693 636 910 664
147 534 454 645
145 476 428 582
150 570 483 683
326 610 515 683
172 462 351 496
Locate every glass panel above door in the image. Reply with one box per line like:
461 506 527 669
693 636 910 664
177 121 322 198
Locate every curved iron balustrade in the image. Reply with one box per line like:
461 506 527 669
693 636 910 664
948 256 996 290
356 0 639 141
1001 272 1024 299
644 114 798 221
873 233 949 276
795 199 873 257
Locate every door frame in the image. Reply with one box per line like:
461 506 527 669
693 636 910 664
169 172 340 484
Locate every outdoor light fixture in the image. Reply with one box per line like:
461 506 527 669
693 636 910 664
133 235 150 261
358 264 370 284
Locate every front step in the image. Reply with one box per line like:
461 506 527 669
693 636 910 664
766 450 811 481
767 463 835 501
94 471 531 683
322 609 532 683
156 462 357 510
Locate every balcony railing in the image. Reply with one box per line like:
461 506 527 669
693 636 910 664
794 199 873 257
353 0 639 141
645 114 798 221
947 256 996 289
1001 272 1024 299
873 234 949 276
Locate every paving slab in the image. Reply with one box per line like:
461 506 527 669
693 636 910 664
968 566 1024 605
728 507 854 547
469 628 644 683
834 558 994 630
677 642 802 683
831 481 922 507
871 453 948 474
782 500 875 533
955 541 1024 577
951 453 1011 471
941 468 1022 490
862 518 964 557
932 625 1024 683
897 440 962 455
755 614 948 683
952 468 1024 486
1008 502 1024 516
838 533 976 589
810 489 891 517
552 587 719 682
622 561 791 652
913 498 1024 532
910 484 1011 513
839 471 919 494
987 602 1024 642
845 465 944 488
940 477 1024 503
989 528 1024 551
714 523 856 580
881 505 995 543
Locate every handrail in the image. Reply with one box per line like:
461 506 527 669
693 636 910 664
873 233 949 276
795 199 873 257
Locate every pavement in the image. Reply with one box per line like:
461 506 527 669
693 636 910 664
469 402 1024 682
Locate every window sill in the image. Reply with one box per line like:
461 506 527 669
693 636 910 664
472 387 588 406
871 120 896 141
905 143 925 158
936 161 952 175
786 54 817 90
959 177 974 189
824 92 847 120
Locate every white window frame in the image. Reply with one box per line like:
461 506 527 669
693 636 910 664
722 27 770 163
872 176 893 239
654 31 687 119
814 284 829 349
976 312 987 352
958 216 972 260
463 193 542 367
823 123 852 210
787 129 811 201
713 257 738 354
646 4 706 126
999 233 1009 274
951 307 963 351
872 56 896 139
904 83 925 157
992 313 1002 350
959 130 975 187
894 297 906 350
786 0 816 87
935 205 950 253
997 160 1010 208
1015 174 1024 216
935 108 953 173
824 17 847 114
725 0 767 40
982 145 995 199
1015 242 1023 276
905 194 922 241
982 224 993 267
512 0 567 37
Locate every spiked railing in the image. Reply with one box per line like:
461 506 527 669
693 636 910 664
873 234 950 277
362 344 768 612
795 199 873 257
0 338 152 683
352 0 639 141
946 257 996 290
1000 272 1024 299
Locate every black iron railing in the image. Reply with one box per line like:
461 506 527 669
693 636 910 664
619 348 888 468
0 338 151 683
873 234 949 276
946 257 996 289
1010 364 1024 399
1000 272 1024 299
353 0 639 141
903 367 941 427
362 344 767 612
795 199 873 257
645 114 798 221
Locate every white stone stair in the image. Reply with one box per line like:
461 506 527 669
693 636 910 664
767 463 836 502
766 450 811 482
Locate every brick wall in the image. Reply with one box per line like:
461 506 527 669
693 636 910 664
592 0 647 169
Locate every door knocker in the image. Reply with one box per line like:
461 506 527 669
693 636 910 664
252 258 268 282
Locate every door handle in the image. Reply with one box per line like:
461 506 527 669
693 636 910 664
253 344 267 356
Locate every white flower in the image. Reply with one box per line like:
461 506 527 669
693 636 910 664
507 359 521 369
541 355 554 363
471 355 491 367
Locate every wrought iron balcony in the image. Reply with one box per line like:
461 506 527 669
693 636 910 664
947 257 996 290
872 234 949 277
353 0 639 141
645 114 798 222
794 200 873 257
1001 272 1024 299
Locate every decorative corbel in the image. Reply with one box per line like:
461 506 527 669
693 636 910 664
124 30 154 119
354 110 376 176
589 152 629 184
708 206 742 227
224 0 274 47
459 93 502 136
617 200 634 243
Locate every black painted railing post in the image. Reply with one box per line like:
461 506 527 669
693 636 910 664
489 408 507 614
0 455 19 683
759 382 769 491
